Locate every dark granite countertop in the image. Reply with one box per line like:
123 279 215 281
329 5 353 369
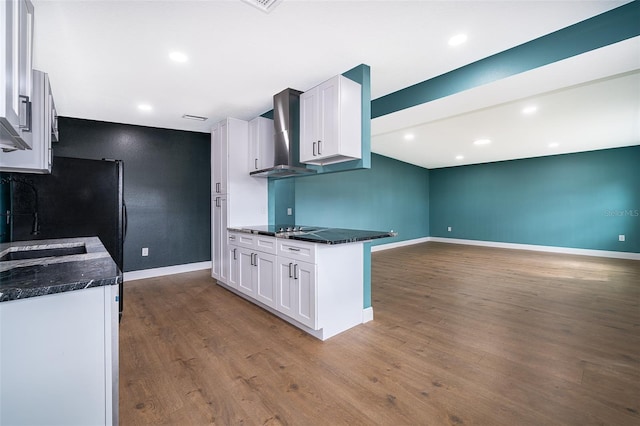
228 225 396 245
0 237 121 303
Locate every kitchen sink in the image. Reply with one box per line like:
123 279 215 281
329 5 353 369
0 245 87 262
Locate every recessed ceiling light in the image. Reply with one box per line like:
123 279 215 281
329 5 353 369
548 142 559 148
169 51 188 63
448 33 468 47
455 155 464 160
473 139 491 146
137 104 152 111
404 133 415 141
522 105 538 115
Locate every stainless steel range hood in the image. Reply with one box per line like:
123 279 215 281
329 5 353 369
250 88 316 178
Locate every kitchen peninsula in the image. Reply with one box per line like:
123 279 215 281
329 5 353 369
0 237 119 425
220 225 394 340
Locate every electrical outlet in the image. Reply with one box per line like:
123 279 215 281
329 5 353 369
618 235 625 242
287 207 292 216
447 226 452 232
142 247 149 256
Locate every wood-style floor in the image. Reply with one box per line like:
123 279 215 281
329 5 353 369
120 242 640 425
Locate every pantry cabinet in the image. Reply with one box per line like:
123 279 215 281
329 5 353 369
1 0 35 151
299 74 361 166
210 118 268 284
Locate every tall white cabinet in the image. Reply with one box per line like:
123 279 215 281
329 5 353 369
211 118 267 283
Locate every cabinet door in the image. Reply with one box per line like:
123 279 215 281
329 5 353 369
294 260 317 329
228 245 239 289
0 70 51 173
1 0 34 150
248 117 274 172
276 258 317 329
299 88 318 163
276 259 296 319
248 117 260 172
211 122 228 194
254 252 276 308
237 247 255 297
211 194 227 281
17 0 34 148
318 78 338 159
218 120 228 193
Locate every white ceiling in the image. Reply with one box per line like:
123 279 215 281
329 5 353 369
32 0 638 169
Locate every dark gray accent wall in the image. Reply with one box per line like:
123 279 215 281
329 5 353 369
53 117 211 272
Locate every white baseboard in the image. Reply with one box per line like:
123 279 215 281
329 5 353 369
123 261 212 281
362 307 374 323
429 237 640 260
371 237 431 252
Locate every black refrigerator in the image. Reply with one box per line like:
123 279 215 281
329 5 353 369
8 156 125 319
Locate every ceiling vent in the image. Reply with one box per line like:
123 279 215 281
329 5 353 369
241 0 283 13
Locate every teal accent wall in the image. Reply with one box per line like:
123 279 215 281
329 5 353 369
268 178 296 225
295 154 430 307
372 1 640 118
429 146 640 253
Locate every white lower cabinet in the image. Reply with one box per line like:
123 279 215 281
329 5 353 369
224 233 364 340
0 285 118 425
277 257 316 329
230 233 277 308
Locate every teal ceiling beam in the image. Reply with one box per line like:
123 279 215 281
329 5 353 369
371 1 640 119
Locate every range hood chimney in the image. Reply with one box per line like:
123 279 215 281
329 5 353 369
250 88 316 178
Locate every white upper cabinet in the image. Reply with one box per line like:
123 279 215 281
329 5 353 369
248 116 274 172
1 0 34 151
299 75 361 166
1 70 56 173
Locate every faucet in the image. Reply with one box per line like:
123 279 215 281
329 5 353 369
0 176 40 235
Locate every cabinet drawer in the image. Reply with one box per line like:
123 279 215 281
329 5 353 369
256 236 276 254
277 240 316 263
234 233 256 249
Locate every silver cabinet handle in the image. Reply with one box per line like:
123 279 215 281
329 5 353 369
312 141 317 156
229 235 236 240
318 140 322 155
19 95 32 132
250 253 254 266
288 262 293 278
288 247 300 252
233 248 237 260
254 158 258 170
294 264 298 280
216 182 221 193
